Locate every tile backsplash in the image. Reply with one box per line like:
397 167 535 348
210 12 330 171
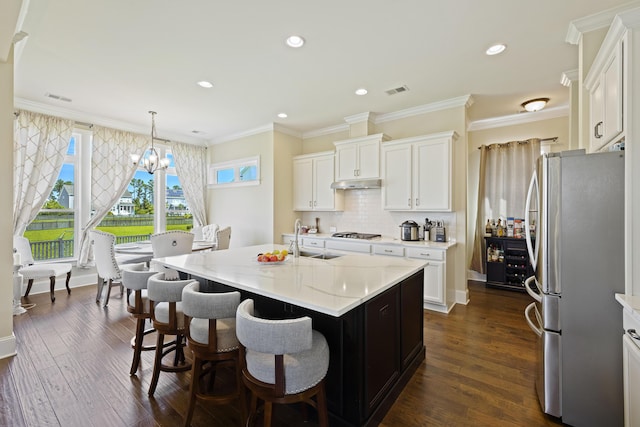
298 189 456 241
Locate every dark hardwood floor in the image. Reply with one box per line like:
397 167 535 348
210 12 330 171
1 281 564 426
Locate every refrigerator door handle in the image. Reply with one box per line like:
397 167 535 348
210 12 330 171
524 170 538 271
524 275 542 302
525 302 543 337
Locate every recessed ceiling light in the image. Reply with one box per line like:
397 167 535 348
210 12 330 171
355 88 368 96
285 35 305 48
485 44 506 56
277 113 288 118
521 97 550 112
197 81 213 88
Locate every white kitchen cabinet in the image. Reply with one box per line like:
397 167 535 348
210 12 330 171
586 37 624 152
334 134 389 181
382 131 456 211
623 333 640 427
293 152 343 211
405 246 451 312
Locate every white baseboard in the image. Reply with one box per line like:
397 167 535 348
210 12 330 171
467 269 486 282
456 288 470 305
0 333 17 360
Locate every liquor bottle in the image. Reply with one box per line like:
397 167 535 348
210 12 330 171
485 219 492 237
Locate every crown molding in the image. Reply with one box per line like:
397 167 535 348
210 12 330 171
14 97 206 145
566 1 640 44
467 105 569 132
375 94 474 124
344 112 377 124
302 123 350 139
561 69 579 87
210 122 302 145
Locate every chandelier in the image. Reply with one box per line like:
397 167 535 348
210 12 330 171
131 111 170 174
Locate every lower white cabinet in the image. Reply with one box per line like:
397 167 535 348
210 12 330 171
405 247 452 312
423 261 444 305
623 322 640 426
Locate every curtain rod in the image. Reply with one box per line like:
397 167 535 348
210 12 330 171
478 137 558 149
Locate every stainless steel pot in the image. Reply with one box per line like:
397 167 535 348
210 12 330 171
400 220 420 241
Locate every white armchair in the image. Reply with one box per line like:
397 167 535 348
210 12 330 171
90 230 147 307
215 226 231 250
13 236 72 303
150 230 194 278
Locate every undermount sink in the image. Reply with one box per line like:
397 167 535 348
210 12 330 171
299 250 343 260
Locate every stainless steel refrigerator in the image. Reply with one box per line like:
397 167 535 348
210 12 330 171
523 149 624 426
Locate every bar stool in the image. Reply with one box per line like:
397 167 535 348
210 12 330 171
235 299 330 427
122 268 158 376
181 282 246 427
147 272 196 397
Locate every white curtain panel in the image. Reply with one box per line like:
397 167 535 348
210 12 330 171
170 141 207 228
470 139 540 273
77 126 148 266
13 110 74 237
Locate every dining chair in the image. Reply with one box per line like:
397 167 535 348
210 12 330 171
122 267 158 376
235 299 329 427
150 230 195 277
147 272 196 397
90 230 147 307
215 226 231 250
201 224 219 242
182 282 246 427
13 236 72 303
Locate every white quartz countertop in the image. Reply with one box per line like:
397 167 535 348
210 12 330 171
283 233 456 249
616 293 640 315
156 244 426 317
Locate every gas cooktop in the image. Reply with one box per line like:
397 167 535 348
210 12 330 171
331 232 382 240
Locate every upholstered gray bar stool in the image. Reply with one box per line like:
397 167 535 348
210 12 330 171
181 282 246 427
147 272 196 397
122 268 158 376
236 299 329 427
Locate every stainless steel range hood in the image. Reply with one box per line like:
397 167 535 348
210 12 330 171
330 179 381 190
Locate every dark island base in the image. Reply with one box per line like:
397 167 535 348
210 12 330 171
201 269 425 427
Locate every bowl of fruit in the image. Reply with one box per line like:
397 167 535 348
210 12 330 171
256 249 289 264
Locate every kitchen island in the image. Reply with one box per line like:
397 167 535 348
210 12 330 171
156 244 426 427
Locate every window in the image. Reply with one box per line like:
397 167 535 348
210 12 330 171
24 134 77 261
208 156 260 187
98 147 192 244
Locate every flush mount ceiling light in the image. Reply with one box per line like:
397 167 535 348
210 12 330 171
285 35 305 48
197 80 213 88
521 97 550 112
355 88 368 96
485 43 506 56
277 113 288 118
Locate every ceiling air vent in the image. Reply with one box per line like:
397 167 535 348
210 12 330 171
385 85 409 95
45 92 72 102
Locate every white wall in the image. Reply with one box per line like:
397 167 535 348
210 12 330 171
207 131 276 247
0 46 16 358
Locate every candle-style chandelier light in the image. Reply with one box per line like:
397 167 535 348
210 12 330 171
131 111 170 174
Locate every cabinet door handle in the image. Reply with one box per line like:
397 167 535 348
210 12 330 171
629 329 640 341
309 201 312 207
594 121 603 139
416 198 419 206
379 304 390 318
420 253 431 257
408 198 411 207
313 200 317 207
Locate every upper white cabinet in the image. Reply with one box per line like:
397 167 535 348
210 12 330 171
334 133 389 181
586 37 624 152
293 152 343 211
381 131 457 211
